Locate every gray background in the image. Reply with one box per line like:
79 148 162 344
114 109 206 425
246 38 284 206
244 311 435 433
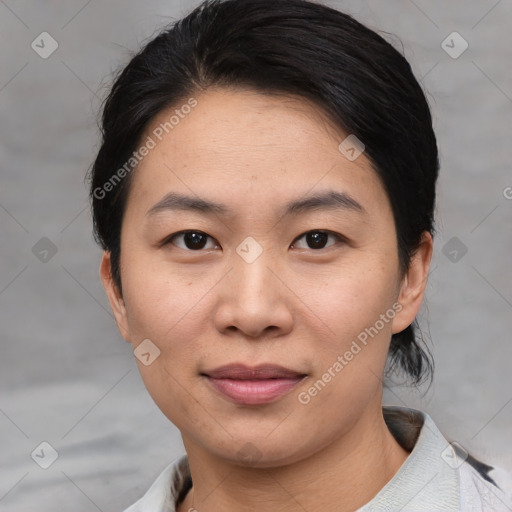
1 0 511 510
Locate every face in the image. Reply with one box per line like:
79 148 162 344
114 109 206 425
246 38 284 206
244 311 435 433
101 87 430 467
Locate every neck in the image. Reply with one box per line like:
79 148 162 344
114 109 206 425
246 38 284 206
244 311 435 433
178 403 408 512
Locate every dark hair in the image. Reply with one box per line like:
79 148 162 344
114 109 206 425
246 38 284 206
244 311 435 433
89 0 438 384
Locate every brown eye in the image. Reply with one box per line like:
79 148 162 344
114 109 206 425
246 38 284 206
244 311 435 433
291 230 343 250
166 231 218 250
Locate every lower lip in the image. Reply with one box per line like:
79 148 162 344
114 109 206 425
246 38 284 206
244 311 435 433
205 376 305 405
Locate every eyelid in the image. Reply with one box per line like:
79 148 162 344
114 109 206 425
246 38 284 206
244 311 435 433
160 229 346 251
161 230 220 250
290 230 346 250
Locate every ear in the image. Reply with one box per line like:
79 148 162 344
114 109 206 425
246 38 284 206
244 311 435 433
99 251 131 343
392 232 433 334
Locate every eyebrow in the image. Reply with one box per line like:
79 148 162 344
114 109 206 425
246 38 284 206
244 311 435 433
146 190 366 218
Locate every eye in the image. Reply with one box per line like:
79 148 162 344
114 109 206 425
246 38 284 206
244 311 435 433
163 230 219 251
291 230 344 250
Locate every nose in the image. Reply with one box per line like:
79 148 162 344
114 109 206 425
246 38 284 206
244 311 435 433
214 248 294 340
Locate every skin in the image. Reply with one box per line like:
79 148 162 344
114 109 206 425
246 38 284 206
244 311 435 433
100 87 432 511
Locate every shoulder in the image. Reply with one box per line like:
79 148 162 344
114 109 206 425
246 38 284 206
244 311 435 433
459 458 512 511
123 456 190 512
361 406 512 511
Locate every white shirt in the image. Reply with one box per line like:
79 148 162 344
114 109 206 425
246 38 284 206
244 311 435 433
124 407 512 511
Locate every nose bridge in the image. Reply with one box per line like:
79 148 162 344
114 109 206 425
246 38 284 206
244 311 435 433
214 237 293 338
232 239 277 302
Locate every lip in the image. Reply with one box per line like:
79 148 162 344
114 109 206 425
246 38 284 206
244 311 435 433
202 364 307 405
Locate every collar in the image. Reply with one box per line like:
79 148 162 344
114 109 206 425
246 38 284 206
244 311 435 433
125 406 511 511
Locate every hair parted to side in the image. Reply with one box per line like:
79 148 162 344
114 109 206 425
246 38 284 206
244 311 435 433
89 0 438 385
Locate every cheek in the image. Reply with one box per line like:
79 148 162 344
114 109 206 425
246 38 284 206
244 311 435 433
120 254 211 342
120 263 211 424
119 254 225 400
293 266 398 431
301 259 399 341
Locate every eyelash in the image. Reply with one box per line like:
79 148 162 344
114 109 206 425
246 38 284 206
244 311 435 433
161 230 346 251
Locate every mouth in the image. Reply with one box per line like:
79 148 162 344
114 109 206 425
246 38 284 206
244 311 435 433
201 364 308 406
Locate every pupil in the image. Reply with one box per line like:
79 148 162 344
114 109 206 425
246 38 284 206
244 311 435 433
185 232 207 249
307 231 328 249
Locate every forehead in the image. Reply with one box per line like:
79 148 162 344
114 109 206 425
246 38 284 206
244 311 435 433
145 88 343 160
127 87 388 216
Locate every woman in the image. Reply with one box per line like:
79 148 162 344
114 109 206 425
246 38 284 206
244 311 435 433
89 0 512 510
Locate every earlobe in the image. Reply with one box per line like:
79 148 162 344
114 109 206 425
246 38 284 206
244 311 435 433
99 251 131 342
391 232 433 334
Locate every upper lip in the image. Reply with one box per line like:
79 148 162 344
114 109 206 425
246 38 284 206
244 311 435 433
202 364 306 380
